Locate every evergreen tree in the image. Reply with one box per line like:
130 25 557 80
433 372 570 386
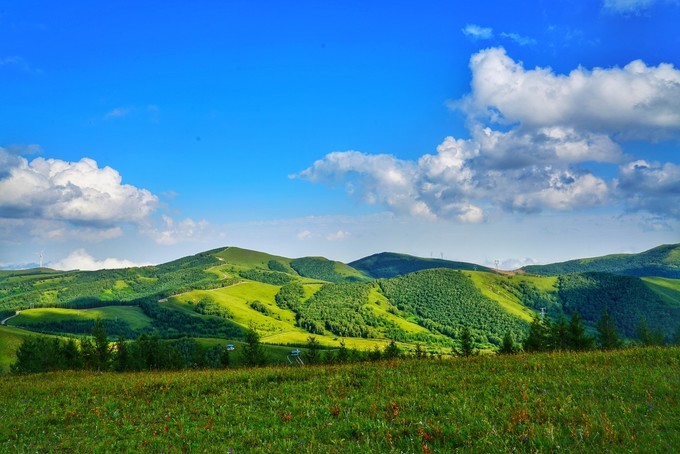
114 336 128 372
62 338 83 370
498 332 518 354
566 311 594 351
305 335 321 365
383 340 401 359
457 326 475 357
336 339 349 363
92 319 111 371
674 326 680 346
368 346 382 361
523 316 551 352
596 309 622 350
550 316 569 350
241 325 267 366
80 337 97 370
414 343 427 359
637 317 653 345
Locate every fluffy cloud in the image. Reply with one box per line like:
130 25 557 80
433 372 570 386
0 149 158 225
616 160 680 218
460 48 680 138
298 48 679 221
472 126 622 170
51 249 152 271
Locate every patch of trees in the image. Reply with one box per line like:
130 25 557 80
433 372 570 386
249 300 271 315
138 297 243 339
11 319 136 339
238 269 294 285
189 296 234 320
290 257 362 283
379 269 528 346
557 272 679 340
501 279 561 318
268 260 292 274
296 283 379 338
275 282 305 311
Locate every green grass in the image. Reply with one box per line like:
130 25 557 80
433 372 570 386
468 271 543 322
642 277 680 307
0 348 677 452
8 307 153 331
365 287 430 334
213 246 293 270
0 326 36 371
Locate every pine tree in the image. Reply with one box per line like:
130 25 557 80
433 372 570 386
566 311 594 351
596 309 622 350
92 319 110 371
414 343 427 359
305 335 321 364
383 340 401 359
241 325 267 366
550 316 569 350
336 339 349 363
457 326 475 357
524 316 551 352
498 332 517 354
114 336 128 372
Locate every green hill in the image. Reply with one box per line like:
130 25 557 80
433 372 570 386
2 244 680 366
522 244 680 278
350 252 491 278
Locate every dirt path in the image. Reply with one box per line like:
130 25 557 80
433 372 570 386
1 310 21 325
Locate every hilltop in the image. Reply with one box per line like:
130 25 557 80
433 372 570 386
350 252 492 278
522 243 680 278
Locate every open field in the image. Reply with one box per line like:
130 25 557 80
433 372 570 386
7 306 153 331
0 347 677 452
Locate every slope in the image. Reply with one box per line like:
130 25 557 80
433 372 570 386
522 243 680 278
350 252 492 279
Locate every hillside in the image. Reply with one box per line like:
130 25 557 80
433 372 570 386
1 243 680 370
1 348 677 452
522 243 680 278
350 252 492 278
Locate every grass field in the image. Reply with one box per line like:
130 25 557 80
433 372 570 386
7 306 153 331
468 271 546 322
642 277 680 307
0 347 677 452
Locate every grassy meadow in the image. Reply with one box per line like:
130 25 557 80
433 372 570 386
0 347 677 452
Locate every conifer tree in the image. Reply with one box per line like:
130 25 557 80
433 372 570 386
499 332 518 354
566 311 594 351
524 316 551 352
457 326 475 357
241 325 267 366
383 340 401 359
596 309 622 350
92 319 110 371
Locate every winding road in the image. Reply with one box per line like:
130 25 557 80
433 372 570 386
1 310 20 325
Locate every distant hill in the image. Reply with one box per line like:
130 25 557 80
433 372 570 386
350 252 492 279
522 244 680 278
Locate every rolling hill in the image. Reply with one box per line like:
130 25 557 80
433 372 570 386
522 243 680 278
350 252 492 278
1 244 680 371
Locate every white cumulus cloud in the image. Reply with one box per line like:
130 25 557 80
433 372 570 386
298 47 679 221
603 0 657 14
51 249 152 271
144 215 210 245
460 47 680 138
0 150 158 226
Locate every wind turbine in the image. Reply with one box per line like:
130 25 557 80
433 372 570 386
36 250 44 268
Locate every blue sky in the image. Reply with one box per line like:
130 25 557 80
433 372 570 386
1 0 679 270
